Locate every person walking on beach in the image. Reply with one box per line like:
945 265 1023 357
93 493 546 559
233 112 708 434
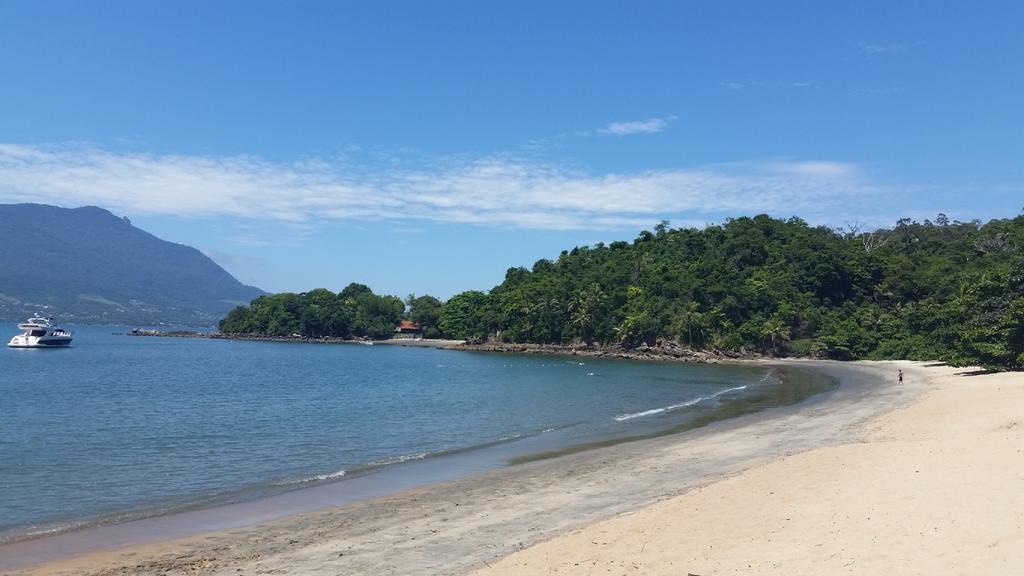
898 369 904 384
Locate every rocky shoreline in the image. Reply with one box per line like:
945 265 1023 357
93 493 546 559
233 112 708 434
123 330 369 344
123 329 767 363
455 339 763 363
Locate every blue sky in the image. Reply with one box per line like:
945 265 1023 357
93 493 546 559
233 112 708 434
1 1 1022 297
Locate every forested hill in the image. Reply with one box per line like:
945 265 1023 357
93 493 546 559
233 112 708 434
220 214 1024 370
0 203 263 325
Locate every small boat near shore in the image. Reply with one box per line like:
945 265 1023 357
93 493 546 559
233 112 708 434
8 316 74 348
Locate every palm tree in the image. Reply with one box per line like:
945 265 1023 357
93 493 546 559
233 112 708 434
525 296 562 343
703 306 729 348
568 284 605 344
542 296 562 342
569 305 595 344
762 317 791 354
952 281 973 308
678 300 704 347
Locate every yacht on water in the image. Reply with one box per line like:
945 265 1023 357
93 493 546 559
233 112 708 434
8 316 74 348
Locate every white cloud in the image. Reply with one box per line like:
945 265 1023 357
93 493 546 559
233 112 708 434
764 160 858 178
599 117 672 135
0 142 889 231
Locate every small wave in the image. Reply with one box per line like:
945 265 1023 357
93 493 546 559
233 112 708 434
711 384 748 398
368 452 428 467
614 384 749 422
277 468 346 486
614 398 702 421
542 427 556 433
759 368 780 384
19 523 79 539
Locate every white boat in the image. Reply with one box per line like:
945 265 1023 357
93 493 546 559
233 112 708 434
8 316 74 348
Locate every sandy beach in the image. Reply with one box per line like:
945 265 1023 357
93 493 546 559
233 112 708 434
472 362 1024 575
4 360 1021 575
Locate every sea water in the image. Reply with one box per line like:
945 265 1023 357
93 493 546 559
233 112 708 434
0 325 835 542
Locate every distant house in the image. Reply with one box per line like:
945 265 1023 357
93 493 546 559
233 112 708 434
394 320 423 339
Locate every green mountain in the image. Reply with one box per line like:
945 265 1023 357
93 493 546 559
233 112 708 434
0 203 263 325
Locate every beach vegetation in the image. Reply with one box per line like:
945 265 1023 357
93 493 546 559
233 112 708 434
219 214 1024 369
220 282 403 340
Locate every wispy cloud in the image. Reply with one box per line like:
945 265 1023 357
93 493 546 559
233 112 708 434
599 116 674 136
721 80 814 91
0 142 896 230
722 80 760 90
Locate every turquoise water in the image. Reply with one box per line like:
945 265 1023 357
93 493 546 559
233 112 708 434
0 325 834 541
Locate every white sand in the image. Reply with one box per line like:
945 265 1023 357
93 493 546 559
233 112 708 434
471 363 1024 575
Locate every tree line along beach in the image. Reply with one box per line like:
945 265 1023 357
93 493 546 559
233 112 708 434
214 215 1024 372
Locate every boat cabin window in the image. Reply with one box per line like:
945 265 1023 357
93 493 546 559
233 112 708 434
29 329 46 337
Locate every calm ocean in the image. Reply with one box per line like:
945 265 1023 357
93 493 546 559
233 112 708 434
0 324 835 542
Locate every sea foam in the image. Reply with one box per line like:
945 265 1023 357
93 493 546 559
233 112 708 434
277 468 347 486
368 452 428 467
614 384 749 422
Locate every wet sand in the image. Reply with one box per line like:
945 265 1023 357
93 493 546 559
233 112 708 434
2 360 929 575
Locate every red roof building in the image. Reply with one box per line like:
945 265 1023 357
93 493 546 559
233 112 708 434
394 320 423 339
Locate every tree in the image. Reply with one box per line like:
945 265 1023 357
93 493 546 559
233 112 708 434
438 291 489 340
614 286 658 347
531 296 563 343
948 259 1024 369
407 294 443 332
762 316 791 354
352 291 404 339
568 283 605 344
676 300 705 348
339 282 373 302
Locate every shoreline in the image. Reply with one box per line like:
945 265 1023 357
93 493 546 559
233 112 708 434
471 362 1024 574
134 330 753 363
0 359 925 575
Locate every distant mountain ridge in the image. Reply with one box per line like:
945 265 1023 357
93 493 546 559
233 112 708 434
0 203 263 325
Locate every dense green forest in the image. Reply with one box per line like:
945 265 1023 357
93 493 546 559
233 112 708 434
219 214 1024 370
220 283 406 340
